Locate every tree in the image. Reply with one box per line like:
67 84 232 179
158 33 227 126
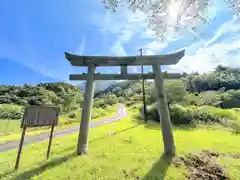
165 80 187 104
102 0 240 40
152 79 187 105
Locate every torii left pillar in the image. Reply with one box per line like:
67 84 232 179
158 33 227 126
77 63 95 155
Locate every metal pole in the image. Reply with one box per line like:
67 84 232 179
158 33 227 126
139 48 147 122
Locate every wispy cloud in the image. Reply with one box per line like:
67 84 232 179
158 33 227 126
2 0 240 85
111 41 126 56
170 16 240 73
205 16 240 47
76 35 86 54
93 6 178 74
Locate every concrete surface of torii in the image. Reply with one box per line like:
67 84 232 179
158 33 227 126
65 49 186 156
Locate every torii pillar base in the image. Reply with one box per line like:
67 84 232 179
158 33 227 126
77 64 95 155
152 63 176 156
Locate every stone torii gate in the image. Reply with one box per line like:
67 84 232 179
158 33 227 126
65 49 185 156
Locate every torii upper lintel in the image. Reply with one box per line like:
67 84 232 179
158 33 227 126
65 49 185 66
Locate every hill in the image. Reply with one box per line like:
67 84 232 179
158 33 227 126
0 82 118 136
94 65 240 109
79 80 124 93
1 65 240 116
0 82 82 112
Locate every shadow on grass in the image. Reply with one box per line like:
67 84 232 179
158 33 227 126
9 152 77 180
1 124 141 179
143 154 174 180
0 170 15 179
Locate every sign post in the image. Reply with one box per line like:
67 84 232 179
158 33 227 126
46 125 55 159
15 105 60 170
15 126 27 170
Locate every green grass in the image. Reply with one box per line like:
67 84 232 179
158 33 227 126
0 120 20 135
92 105 119 121
0 109 240 180
0 104 23 113
218 157 240 180
0 105 120 143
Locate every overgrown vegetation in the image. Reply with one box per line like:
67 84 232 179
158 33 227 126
94 66 240 107
1 65 240 134
0 82 83 112
1 65 240 179
94 66 240 129
0 109 240 180
0 82 118 137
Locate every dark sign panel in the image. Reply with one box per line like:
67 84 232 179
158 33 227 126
21 105 60 128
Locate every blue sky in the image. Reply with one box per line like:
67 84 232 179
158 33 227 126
0 0 240 86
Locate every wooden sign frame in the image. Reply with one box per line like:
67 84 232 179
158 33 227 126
15 105 60 170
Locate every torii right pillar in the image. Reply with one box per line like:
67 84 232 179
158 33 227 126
152 63 176 156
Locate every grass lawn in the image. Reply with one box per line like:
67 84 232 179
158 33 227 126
0 105 120 144
0 109 240 180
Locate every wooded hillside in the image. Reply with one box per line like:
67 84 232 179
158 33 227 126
94 65 240 109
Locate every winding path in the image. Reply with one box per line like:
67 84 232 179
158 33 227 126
0 105 127 152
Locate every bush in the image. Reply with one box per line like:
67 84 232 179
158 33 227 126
92 107 105 119
198 106 238 120
68 113 76 119
192 109 221 123
169 104 193 125
0 104 23 119
221 90 240 108
147 104 222 125
151 80 187 105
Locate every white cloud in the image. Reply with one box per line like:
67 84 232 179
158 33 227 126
144 41 168 55
94 6 177 73
93 1 240 76
166 14 240 74
206 16 240 47
170 32 240 73
94 7 150 75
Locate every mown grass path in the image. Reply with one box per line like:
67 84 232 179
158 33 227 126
0 105 127 152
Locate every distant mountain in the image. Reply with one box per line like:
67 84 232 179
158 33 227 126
78 82 86 92
94 80 138 98
0 58 58 85
78 80 121 93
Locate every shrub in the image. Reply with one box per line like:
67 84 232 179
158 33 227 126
169 104 193 125
147 104 222 125
221 90 240 108
151 80 187 105
0 104 23 119
68 113 76 119
92 107 105 119
192 109 221 123
198 106 238 120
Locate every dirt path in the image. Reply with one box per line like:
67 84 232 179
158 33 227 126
0 105 128 152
